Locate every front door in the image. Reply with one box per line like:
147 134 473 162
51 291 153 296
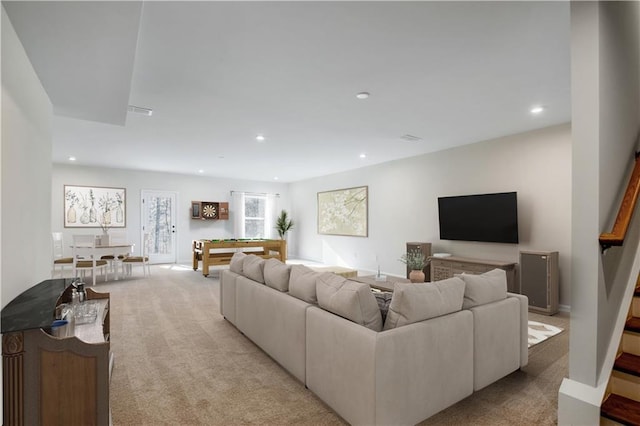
141 190 177 264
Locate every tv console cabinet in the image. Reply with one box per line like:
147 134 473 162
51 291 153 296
430 256 518 293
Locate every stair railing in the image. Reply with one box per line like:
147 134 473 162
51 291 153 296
600 152 640 251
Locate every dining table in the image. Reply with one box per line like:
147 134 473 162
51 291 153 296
71 243 135 281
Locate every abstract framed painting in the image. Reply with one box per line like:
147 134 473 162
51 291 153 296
317 186 368 237
64 185 126 228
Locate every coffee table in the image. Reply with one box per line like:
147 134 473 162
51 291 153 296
351 275 411 292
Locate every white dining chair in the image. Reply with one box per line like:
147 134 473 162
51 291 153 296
100 230 128 277
72 234 109 286
52 232 73 278
122 233 151 277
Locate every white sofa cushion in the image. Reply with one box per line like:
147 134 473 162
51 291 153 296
264 258 291 291
243 254 265 283
289 264 320 304
229 252 247 274
316 273 383 332
383 277 465 330
456 268 507 309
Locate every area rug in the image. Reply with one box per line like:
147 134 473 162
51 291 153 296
528 320 564 348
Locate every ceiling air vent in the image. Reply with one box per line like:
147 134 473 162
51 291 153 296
400 134 422 142
127 105 153 116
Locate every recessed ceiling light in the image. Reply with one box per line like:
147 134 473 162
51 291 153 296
359 153 367 159
256 134 265 142
218 155 225 159
68 156 76 161
530 106 544 114
198 169 204 174
273 176 279 180
356 92 370 99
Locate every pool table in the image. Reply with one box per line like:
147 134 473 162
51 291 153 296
192 239 287 276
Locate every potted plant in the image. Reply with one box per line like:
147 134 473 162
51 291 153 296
275 210 294 239
399 249 428 283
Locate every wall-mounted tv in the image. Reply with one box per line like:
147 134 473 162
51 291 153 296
438 192 519 244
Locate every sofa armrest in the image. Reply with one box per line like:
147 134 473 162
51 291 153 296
507 292 529 367
220 269 240 324
470 297 521 391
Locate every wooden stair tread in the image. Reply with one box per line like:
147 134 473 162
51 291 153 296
616 353 640 377
635 286 640 297
602 394 640 425
627 317 640 334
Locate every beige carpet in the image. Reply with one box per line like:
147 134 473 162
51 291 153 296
92 265 569 425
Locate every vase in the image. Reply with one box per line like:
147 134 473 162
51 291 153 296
409 270 425 283
100 233 110 246
116 205 123 223
80 208 90 224
66 206 77 223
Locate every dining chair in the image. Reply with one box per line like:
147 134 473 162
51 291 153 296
52 232 73 278
122 233 151 277
100 230 128 276
72 234 109 286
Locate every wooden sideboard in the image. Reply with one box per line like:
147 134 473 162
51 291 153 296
2 279 111 426
430 256 518 293
192 239 287 276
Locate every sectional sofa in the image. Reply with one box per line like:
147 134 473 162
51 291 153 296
219 253 528 425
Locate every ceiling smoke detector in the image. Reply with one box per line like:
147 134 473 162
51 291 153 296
400 134 422 142
127 105 153 116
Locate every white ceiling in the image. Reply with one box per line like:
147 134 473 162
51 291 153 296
4 1 571 183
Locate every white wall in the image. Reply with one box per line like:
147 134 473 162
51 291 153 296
559 2 640 423
51 164 291 263
1 6 53 308
290 123 572 307
565 0 640 393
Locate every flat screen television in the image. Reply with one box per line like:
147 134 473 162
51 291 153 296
438 192 519 244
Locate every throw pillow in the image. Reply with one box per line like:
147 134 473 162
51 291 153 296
316 273 383 332
383 277 465 330
264 258 291 292
242 254 266 283
229 252 247 274
456 268 507 309
372 289 393 323
289 264 320 304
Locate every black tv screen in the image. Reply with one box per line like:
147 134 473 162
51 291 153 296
438 192 519 244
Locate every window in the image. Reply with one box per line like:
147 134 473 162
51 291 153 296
244 195 266 238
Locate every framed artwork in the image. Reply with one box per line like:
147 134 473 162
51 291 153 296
64 185 126 228
318 186 368 237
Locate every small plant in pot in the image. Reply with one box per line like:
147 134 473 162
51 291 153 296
399 249 428 283
275 210 294 239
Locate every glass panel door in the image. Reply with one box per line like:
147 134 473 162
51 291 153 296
141 190 177 264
